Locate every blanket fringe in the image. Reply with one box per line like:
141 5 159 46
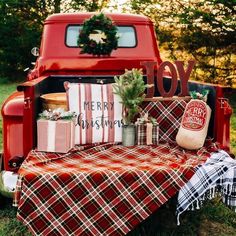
177 185 236 226
177 150 236 226
184 184 236 212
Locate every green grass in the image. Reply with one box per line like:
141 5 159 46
128 197 236 235
0 198 30 236
0 80 235 235
228 91 236 155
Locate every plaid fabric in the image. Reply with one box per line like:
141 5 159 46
141 100 188 142
136 124 159 145
14 143 210 236
217 161 236 209
177 150 236 225
222 186 236 209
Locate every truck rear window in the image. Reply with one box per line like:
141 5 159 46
66 25 136 48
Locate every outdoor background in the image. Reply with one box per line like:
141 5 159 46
0 0 235 235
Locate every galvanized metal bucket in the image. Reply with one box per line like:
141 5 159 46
122 125 136 146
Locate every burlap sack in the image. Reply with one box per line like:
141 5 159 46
176 99 211 150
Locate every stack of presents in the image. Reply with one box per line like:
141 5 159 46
6 73 236 235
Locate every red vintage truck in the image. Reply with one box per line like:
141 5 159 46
1 13 232 172
1 12 234 235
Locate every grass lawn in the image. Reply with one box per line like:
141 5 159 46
0 80 235 235
229 91 236 155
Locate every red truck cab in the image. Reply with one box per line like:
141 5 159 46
1 13 232 172
31 13 162 78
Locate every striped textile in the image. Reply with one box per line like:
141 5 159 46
66 83 123 144
14 143 210 236
37 119 74 153
177 150 236 225
141 100 188 142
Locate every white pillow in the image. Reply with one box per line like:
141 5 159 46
176 99 211 150
65 82 123 144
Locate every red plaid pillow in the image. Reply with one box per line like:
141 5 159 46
141 99 188 142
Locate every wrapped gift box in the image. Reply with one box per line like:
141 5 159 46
136 118 159 145
37 119 75 153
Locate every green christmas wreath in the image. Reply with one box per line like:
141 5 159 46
78 13 118 56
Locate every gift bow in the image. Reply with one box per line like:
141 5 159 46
39 108 76 121
189 90 209 102
136 113 158 125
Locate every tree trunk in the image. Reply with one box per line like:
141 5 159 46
54 0 61 13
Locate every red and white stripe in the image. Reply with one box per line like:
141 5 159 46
67 83 122 144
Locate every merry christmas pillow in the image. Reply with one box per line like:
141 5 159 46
65 82 123 144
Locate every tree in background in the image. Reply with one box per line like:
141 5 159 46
0 0 52 80
0 0 110 80
130 0 236 86
175 0 236 85
68 0 110 12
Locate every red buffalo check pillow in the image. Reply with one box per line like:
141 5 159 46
141 99 189 142
65 82 123 144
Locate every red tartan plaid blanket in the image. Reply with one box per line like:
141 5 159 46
14 143 210 236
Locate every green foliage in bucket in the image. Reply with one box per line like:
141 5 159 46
113 68 151 125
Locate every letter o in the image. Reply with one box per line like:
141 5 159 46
157 61 178 97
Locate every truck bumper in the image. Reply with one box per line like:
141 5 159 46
0 171 18 198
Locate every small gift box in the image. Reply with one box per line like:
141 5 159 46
37 108 76 153
136 114 159 145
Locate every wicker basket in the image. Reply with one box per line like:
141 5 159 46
40 93 67 111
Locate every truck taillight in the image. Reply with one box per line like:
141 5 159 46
8 156 24 172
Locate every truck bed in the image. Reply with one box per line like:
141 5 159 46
17 75 227 145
